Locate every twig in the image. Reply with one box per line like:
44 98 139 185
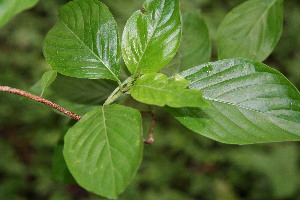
0 86 82 121
143 112 156 144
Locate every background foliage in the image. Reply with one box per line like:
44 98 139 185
0 0 299 199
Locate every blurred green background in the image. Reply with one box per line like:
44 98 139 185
0 0 299 199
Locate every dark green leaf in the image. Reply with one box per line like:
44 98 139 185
122 0 181 75
180 11 211 71
130 73 208 107
0 0 38 28
64 104 143 199
217 0 283 62
168 58 300 144
40 70 57 96
51 74 117 105
43 0 121 81
52 124 76 184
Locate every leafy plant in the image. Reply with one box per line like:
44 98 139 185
0 0 299 199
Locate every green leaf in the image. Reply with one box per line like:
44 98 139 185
52 124 76 184
63 104 143 199
168 58 300 144
122 0 181 75
0 0 38 28
51 74 117 105
130 73 208 107
43 0 121 81
217 0 283 62
40 70 57 96
180 11 211 71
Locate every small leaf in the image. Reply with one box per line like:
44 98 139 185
0 0 38 28
43 0 121 81
40 70 57 96
63 104 143 199
168 58 300 144
180 11 211 71
217 0 283 62
122 0 181 75
130 73 208 107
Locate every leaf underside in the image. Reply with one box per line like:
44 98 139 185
122 0 181 75
168 58 300 144
43 0 120 80
63 104 143 199
217 0 283 62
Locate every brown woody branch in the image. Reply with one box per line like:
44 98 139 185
0 86 82 121
143 112 156 144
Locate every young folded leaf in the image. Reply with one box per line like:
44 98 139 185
43 0 121 81
217 0 283 62
40 70 57 96
168 58 300 144
122 0 181 75
63 104 143 199
130 73 208 107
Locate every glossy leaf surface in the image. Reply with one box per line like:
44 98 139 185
122 0 181 75
64 104 143 199
40 70 57 96
217 0 283 62
168 58 300 144
43 0 120 80
130 73 208 107
180 11 211 71
0 0 38 28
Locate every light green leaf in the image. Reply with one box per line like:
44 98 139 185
51 74 117 105
43 0 121 81
63 104 143 199
217 0 283 62
168 58 300 144
0 0 38 28
122 0 181 75
40 70 57 96
130 73 208 107
180 11 211 71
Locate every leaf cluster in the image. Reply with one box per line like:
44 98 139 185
0 0 299 199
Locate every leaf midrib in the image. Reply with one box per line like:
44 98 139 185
101 107 117 195
59 18 119 81
205 97 299 124
134 0 167 74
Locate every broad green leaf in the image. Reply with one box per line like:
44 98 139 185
43 0 121 81
122 0 181 75
180 11 211 71
0 0 38 28
40 70 57 96
168 58 300 144
217 0 283 62
130 73 208 107
51 74 117 105
64 104 143 199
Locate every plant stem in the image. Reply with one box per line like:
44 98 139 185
0 86 82 121
103 76 135 106
144 112 156 144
